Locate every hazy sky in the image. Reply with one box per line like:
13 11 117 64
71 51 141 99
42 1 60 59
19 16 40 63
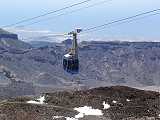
0 0 160 41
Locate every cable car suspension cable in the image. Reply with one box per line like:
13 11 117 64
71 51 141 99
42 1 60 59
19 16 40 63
16 0 113 28
2 0 93 28
82 8 160 33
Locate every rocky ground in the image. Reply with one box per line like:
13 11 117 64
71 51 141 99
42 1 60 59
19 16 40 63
0 86 159 120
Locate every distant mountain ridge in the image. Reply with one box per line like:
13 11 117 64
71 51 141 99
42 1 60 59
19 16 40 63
0 28 12 34
0 28 31 50
0 28 18 39
0 29 160 97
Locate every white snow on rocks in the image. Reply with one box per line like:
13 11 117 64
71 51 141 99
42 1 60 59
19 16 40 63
74 106 103 119
53 106 103 120
53 116 64 119
126 99 131 102
103 101 111 109
27 96 46 104
27 100 41 104
53 116 78 120
112 100 117 103
74 112 84 119
53 102 111 120
37 96 45 104
65 117 78 120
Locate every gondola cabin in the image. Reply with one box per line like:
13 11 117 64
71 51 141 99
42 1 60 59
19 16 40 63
63 53 79 74
63 28 82 74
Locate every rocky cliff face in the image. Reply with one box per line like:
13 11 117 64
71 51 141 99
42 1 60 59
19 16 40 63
0 29 33 97
78 41 160 87
0 34 18 40
0 28 18 40
0 28 31 50
0 29 160 97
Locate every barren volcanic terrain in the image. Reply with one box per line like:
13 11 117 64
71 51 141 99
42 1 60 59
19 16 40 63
0 86 159 120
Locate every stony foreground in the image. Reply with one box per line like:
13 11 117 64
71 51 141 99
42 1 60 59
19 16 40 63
0 86 159 120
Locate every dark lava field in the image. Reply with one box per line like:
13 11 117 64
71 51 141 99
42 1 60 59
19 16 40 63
0 86 159 120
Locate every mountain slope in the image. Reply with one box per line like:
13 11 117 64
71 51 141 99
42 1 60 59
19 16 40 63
0 30 160 96
0 28 12 34
0 86 159 120
0 28 31 49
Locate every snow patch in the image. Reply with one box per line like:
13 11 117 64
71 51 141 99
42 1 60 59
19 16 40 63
65 117 78 120
53 106 103 120
75 113 84 119
27 96 46 105
53 116 64 119
74 106 103 119
126 99 131 102
53 116 78 120
27 100 42 104
112 100 117 103
37 96 45 104
103 101 111 109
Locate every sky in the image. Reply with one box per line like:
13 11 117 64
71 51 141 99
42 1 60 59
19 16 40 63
0 0 160 42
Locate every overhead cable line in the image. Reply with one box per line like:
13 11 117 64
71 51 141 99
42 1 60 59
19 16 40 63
84 12 160 34
16 0 112 28
82 8 160 33
2 0 93 28
19 8 160 41
82 12 160 34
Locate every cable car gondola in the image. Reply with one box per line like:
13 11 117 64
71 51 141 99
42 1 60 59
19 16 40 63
63 53 79 74
63 29 82 74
